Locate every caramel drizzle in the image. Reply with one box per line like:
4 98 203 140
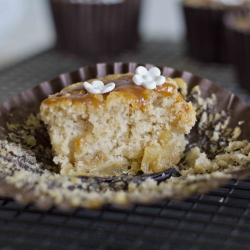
43 75 176 108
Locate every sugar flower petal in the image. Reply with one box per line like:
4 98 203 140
132 66 166 89
83 81 92 89
143 74 153 82
133 75 144 85
143 81 156 90
155 75 166 86
148 67 161 77
91 80 104 90
83 81 115 94
102 82 115 94
135 66 148 76
86 87 101 94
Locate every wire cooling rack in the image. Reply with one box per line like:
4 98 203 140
0 42 250 250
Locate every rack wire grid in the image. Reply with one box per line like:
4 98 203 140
0 42 250 250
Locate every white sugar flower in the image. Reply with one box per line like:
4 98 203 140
132 66 166 89
83 80 115 94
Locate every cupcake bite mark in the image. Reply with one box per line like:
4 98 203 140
132 66 166 89
83 80 115 94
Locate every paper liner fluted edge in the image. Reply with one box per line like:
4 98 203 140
0 62 250 210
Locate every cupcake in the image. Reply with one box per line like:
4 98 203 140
182 0 250 63
40 66 196 177
1 63 250 209
49 0 142 60
224 9 250 92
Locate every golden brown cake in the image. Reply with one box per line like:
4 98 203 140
40 67 196 177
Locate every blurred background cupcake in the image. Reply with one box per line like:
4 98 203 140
224 9 250 93
50 0 142 61
182 0 250 63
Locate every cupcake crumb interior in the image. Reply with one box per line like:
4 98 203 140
40 74 196 177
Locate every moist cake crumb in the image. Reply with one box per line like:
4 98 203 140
40 72 196 177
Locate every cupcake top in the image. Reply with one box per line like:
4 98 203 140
40 66 196 177
183 0 250 9
43 69 180 111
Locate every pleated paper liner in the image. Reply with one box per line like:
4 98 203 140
50 0 142 61
0 62 250 210
224 9 250 93
182 1 249 63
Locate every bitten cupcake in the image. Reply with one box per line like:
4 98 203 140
40 66 196 177
182 0 250 63
50 0 142 60
224 9 250 92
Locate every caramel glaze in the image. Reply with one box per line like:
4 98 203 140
43 75 177 109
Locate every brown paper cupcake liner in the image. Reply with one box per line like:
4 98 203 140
224 9 250 93
0 62 250 210
182 5 230 63
50 0 141 60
